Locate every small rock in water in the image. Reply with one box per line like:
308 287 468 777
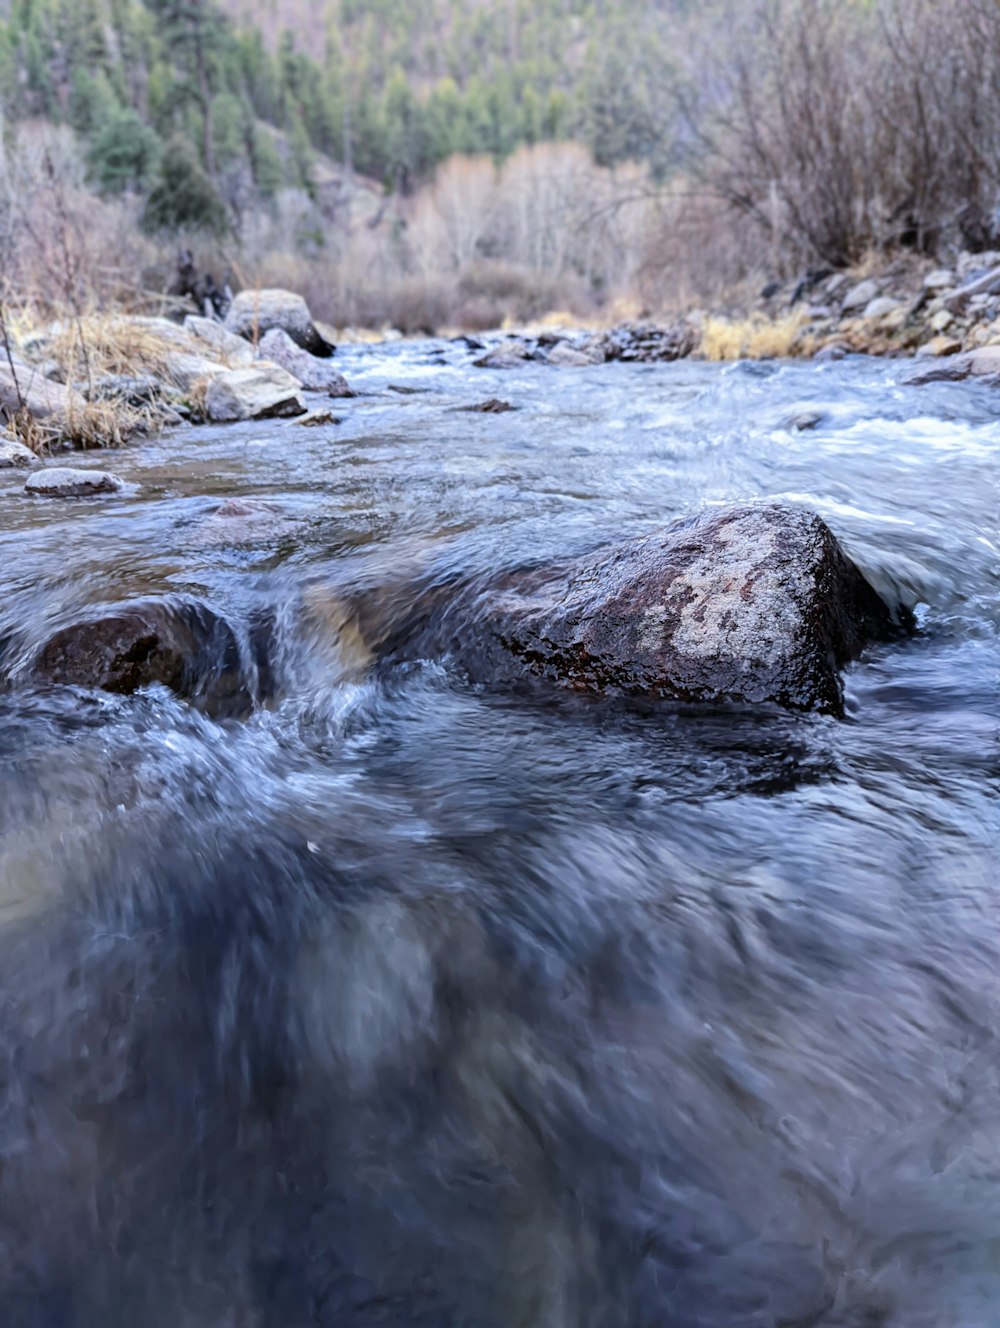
597 321 694 362
782 410 824 431
296 409 342 427
456 398 516 413
473 341 534 370
213 498 281 518
26 597 254 717
545 341 604 367
24 467 123 497
387 384 428 395
0 439 40 468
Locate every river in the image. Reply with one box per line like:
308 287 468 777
0 342 997 1325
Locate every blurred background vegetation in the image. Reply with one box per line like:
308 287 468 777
1 0 998 331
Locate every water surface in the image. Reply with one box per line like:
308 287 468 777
0 344 997 1326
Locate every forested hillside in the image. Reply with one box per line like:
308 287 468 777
0 0 686 230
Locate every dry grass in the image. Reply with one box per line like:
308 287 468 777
46 314 186 384
699 313 809 361
5 396 147 453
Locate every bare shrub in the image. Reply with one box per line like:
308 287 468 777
684 0 1000 271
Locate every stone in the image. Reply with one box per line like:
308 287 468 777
907 344 1000 383
0 361 88 427
87 375 164 406
455 399 516 414
545 341 604 367
955 265 1000 299
923 269 954 291
24 468 123 497
781 410 823 431
0 439 40 468
204 364 307 423
224 289 334 357
863 296 902 320
375 505 905 716
841 279 880 312
929 309 954 333
183 315 255 366
296 409 342 427
473 341 534 370
257 329 354 394
812 342 851 362
162 351 226 393
27 597 253 717
598 321 694 362
915 336 963 358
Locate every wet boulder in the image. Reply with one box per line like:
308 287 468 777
27 598 254 717
224 289 334 357
382 505 904 715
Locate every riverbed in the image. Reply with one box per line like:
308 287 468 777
0 343 997 1325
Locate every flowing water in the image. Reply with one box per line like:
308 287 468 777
0 343 996 1326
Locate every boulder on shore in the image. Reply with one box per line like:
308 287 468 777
224 289 335 358
0 439 40 469
372 504 905 715
0 360 88 428
257 329 354 395
205 364 306 422
26 597 254 717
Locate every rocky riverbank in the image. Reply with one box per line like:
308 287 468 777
3 251 999 481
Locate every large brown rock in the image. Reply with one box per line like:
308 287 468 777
27 598 254 717
376 505 904 715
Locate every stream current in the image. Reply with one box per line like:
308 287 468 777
0 343 997 1326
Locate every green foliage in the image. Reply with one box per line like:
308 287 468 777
143 134 228 233
88 105 161 193
0 0 687 232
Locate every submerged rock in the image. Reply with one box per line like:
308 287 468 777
24 468 123 497
27 598 254 717
378 505 904 715
455 398 517 413
205 364 306 422
224 289 334 357
257 329 354 394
